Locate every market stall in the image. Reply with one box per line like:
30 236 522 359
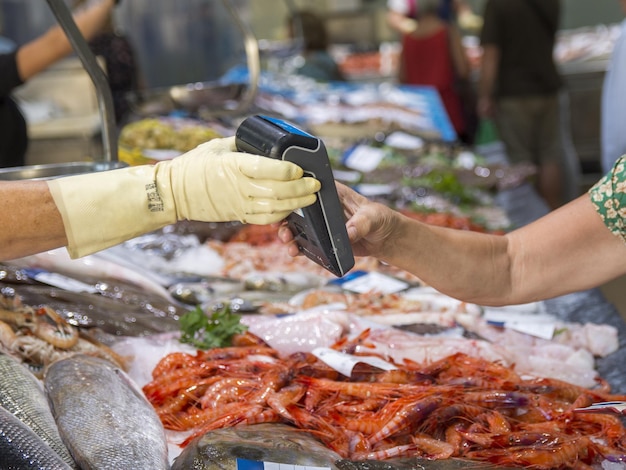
1 1 626 469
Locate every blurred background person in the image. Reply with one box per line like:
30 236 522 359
397 0 473 143
478 0 566 210
386 0 482 35
79 0 141 125
0 0 118 168
601 0 626 173
287 10 345 82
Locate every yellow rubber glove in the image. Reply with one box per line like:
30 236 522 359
48 136 320 258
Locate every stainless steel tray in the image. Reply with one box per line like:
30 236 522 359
0 161 128 181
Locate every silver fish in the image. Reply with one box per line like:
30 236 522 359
0 352 76 468
171 423 341 470
44 354 169 470
0 404 72 470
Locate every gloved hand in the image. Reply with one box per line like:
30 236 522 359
48 136 321 258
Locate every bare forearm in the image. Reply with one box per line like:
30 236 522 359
380 213 514 304
477 45 498 100
378 196 626 306
0 182 67 261
16 0 115 81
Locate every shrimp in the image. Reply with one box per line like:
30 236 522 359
266 383 307 421
199 377 257 409
163 400 244 431
411 434 455 459
298 375 419 400
0 319 16 350
462 390 531 408
465 436 589 469
143 366 220 401
0 306 78 349
195 345 278 362
180 404 268 447
32 306 78 349
332 398 387 415
366 395 441 445
352 443 420 461
571 412 626 445
151 351 207 378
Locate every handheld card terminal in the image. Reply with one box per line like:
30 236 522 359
235 115 355 277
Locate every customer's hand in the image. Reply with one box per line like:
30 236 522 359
278 182 398 259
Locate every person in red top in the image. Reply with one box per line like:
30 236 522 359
397 0 471 142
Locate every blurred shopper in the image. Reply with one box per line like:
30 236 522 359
397 0 473 143
79 0 141 125
386 0 482 35
601 0 626 173
0 0 118 168
288 10 345 82
478 0 566 210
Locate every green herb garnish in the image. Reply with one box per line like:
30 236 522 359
179 305 248 349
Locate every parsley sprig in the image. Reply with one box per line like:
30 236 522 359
179 304 248 350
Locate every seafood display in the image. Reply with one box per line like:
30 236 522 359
0 216 625 469
45 354 170 470
0 287 131 372
0 78 624 469
144 338 626 469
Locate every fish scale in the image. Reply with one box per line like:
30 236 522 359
0 404 72 470
44 354 169 470
0 352 77 468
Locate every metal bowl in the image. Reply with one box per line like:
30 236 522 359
169 81 247 111
0 161 128 181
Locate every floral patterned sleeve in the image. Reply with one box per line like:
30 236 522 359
589 155 626 242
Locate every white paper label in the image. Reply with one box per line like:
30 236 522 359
312 347 396 377
340 271 409 294
342 144 386 172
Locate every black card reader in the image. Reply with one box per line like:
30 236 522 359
235 115 355 277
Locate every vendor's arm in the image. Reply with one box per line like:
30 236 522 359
0 181 67 260
16 0 116 81
0 137 320 261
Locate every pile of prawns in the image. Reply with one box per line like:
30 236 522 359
143 330 626 469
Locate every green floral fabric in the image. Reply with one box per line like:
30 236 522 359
589 155 626 242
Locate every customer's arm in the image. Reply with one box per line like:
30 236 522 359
15 0 116 81
280 183 626 306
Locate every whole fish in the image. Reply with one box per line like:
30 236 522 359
0 404 72 470
171 423 341 470
8 248 173 301
45 354 169 470
0 352 76 468
4 283 181 336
